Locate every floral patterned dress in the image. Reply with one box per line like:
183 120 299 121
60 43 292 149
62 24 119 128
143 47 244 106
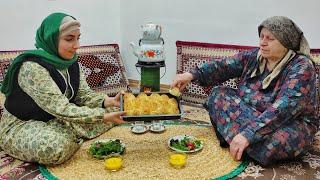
191 48 318 166
0 61 117 165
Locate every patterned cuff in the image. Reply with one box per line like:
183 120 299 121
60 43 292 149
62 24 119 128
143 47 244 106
189 67 201 83
241 129 255 144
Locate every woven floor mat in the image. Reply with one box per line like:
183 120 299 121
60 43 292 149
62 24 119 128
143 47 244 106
182 104 210 123
42 124 246 180
2 104 320 179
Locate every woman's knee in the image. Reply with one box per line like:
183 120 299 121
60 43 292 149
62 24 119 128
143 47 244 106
207 86 237 105
246 133 308 167
37 137 80 165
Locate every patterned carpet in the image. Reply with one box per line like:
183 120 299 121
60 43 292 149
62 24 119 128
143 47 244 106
1 103 320 179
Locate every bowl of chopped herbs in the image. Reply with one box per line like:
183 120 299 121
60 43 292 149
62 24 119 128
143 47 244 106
88 139 125 159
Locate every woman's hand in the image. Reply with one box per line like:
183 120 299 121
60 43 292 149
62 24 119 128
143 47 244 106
103 111 127 124
171 72 194 91
104 92 123 107
230 134 249 161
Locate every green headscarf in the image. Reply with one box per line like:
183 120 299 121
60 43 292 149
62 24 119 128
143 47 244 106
1 12 78 97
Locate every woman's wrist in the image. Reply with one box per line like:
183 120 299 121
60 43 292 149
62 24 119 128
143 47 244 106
103 96 113 108
103 113 109 123
185 72 194 81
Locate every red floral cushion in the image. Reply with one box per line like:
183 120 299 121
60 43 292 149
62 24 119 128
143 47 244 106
0 51 24 87
176 41 254 104
77 44 129 95
77 54 119 88
311 49 320 116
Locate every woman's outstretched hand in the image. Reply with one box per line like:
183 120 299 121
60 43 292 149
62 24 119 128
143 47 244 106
171 72 194 91
230 134 249 161
103 111 127 124
104 92 123 108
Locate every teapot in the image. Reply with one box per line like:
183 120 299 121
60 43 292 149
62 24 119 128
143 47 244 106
130 22 165 62
141 22 162 41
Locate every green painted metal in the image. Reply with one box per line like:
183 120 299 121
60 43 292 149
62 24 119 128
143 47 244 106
140 67 160 91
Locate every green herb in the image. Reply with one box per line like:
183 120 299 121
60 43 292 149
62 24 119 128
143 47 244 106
88 139 124 158
171 142 189 151
194 140 202 148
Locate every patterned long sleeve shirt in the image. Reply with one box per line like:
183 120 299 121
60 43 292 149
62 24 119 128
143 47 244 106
191 48 318 143
17 61 109 124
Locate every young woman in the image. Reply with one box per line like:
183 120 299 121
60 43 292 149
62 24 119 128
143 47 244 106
0 12 126 165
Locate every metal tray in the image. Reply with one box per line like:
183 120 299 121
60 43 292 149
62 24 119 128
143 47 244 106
120 92 183 121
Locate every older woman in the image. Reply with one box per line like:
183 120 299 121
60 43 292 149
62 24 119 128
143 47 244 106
0 13 126 165
172 16 318 166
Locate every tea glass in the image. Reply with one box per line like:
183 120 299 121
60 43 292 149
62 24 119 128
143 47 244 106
151 120 162 131
133 121 145 131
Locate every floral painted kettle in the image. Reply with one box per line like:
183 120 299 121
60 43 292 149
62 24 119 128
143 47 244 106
130 22 165 62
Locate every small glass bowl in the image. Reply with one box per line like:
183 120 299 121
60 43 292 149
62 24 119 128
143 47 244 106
169 153 187 169
104 155 123 171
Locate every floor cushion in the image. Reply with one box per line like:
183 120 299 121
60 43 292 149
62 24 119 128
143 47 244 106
76 44 129 95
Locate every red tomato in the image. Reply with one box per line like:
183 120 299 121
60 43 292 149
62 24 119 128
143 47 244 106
186 141 195 150
186 141 194 147
187 145 195 150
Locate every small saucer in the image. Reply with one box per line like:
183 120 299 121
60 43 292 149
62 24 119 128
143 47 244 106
150 124 165 133
131 125 148 134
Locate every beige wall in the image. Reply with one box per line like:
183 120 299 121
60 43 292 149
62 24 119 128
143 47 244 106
120 0 320 84
0 0 120 50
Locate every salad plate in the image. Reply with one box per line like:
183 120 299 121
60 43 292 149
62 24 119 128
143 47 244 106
168 135 203 153
88 139 125 159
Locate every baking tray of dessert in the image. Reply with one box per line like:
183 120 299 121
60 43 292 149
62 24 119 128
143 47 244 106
120 92 183 121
